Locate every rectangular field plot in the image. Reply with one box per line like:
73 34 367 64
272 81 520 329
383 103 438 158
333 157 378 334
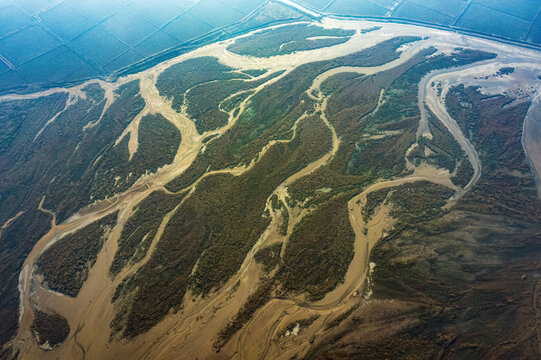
13 0 56 15
66 0 121 22
0 70 26 89
102 49 143 74
0 58 9 74
0 0 12 10
473 0 541 21
392 1 454 25
70 27 130 69
366 0 399 10
17 45 99 83
406 0 466 17
128 0 185 27
297 0 332 10
100 9 157 47
526 16 541 44
134 31 180 57
220 0 266 14
163 13 213 43
39 2 95 41
326 0 389 17
0 6 33 37
456 4 530 40
187 0 244 28
0 24 60 67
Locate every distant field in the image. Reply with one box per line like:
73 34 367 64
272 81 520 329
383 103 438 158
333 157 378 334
322 0 541 45
221 0 267 14
0 25 60 67
101 49 144 74
0 0 288 93
17 45 99 83
297 0 333 10
127 0 185 27
405 0 466 17
456 3 531 40
473 0 540 21
392 1 454 25
0 71 25 89
187 0 244 28
100 9 158 47
162 13 213 43
69 27 131 68
528 16 541 44
0 59 8 74
326 0 390 16
39 2 95 41
0 6 33 36
134 31 179 57
0 0 539 94
367 0 398 9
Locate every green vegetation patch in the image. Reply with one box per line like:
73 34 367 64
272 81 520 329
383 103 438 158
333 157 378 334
37 212 118 297
278 50 494 301
347 49 494 180
31 310 70 348
220 91 254 113
279 314 320 337
185 70 283 133
242 69 267 77
386 181 454 227
280 195 355 300
324 304 359 330
333 85 541 360
119 115 332 338
446 85 541 221
42 81 146 222
156 57 249 112
254 242 283 272
0 93 69 224
0 207 53 345
215 279 274 349
363 187 391 222
0 93 67 157
227 23 355 57
110 190 186 276
452 160 474 188
87 113 181 202
167 36 421 193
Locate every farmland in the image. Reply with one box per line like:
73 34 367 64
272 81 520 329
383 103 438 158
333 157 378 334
1 0 539 96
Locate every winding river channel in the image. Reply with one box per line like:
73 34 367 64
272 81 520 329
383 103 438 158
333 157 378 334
2 16 540 360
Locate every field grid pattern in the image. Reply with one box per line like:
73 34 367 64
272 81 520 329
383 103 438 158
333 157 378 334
0 0 266 90
0 0 539 92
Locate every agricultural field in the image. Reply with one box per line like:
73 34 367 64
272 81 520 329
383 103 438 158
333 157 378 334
392 1 455 25
406 0 466 17
1 0 537 95
322 0 541 46
326 0 390 16
474 0 540 21
456 3 531 39
296 0 333 11
0 0 305 94
0 24 61 67
38 2 95 41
